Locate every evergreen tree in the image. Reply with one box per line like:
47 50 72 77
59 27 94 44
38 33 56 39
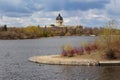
3 24 7 31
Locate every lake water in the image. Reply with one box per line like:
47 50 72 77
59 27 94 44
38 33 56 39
0 36 120 80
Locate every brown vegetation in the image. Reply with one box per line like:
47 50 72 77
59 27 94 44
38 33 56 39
60 21 120 60
0 24 119 40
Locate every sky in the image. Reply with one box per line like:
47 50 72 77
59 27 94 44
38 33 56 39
0 0 120 27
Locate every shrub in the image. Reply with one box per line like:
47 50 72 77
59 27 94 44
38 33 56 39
74 47 84 55
61 44 74 57
67 50 74 57
72 47 79 54
61 50 67 56
104 49 117 59
3 24 7 31
61 42 99 57
90 43 98 51
85 46 91 54
62 44 73 52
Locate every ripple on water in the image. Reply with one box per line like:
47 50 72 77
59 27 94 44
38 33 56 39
0 37 120 80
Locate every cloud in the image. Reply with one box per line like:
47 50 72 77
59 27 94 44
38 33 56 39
105 0 120 17
0 0 109 15
62 9 110 27
38 0 109 11
0 0 44 17
0 0 119 27
0 0 109 17
0 9 111 27
103 0 120 28
0 10 58 27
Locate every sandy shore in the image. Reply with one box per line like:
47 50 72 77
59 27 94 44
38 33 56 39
28 55 99 66
29 55 120 66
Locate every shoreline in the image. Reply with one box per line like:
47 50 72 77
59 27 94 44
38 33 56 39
28 55 120 66
0 35 96 40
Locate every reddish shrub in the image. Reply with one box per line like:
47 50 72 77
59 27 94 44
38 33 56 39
61 50 67 56
67 50 74 57
77 47 84 55
61 42 99 57
70 49 76 54
73 47 79 54
85 46 91 54
90 44 98 51
61 49 75 57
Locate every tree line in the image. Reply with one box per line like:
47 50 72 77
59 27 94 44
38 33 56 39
0 25 119 39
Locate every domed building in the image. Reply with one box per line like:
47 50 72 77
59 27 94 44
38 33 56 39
55 13 64 27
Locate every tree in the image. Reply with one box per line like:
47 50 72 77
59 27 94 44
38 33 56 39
100 20 118 49
3 24 7 31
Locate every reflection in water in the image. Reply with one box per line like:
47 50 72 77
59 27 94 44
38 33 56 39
59 66 120 80
99 66 120 80
60 66 100 80
63 66 85 80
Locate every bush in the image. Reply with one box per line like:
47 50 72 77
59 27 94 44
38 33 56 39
104 49 117 59
60 42 99 57
61 44 74 57
74 47 84 55
84 46 91 54
61 50 67 56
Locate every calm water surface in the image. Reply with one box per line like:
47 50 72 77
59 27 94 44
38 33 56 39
0 36 120 80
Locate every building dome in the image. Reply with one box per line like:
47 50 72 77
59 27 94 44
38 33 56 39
56 14 63 20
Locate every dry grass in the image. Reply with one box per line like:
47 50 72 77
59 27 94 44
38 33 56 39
60 35 120 60
59 51 104 61
94 35 120 60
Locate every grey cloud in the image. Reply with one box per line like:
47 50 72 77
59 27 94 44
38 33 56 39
0 0 44 17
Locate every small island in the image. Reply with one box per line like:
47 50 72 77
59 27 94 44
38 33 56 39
29 20 120 66
29 41 120 66
29 37 120 66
